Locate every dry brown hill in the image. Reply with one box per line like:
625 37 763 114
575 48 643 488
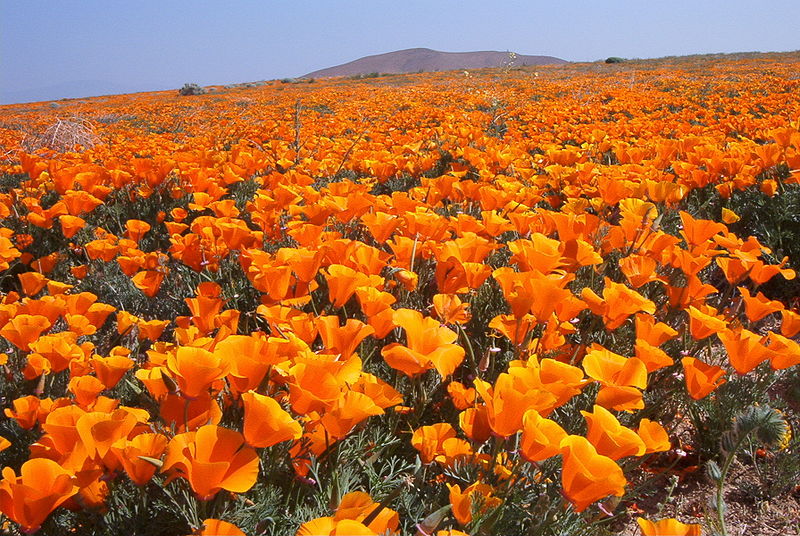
302 48 567 78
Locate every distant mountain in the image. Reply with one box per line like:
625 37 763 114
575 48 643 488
303 48 567 78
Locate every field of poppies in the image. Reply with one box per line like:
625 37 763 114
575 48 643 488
1 52 799 536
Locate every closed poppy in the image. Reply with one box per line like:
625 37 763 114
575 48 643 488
459 406 492 444
241 390 302 448
0 458 79 533
161 425 259 500
559 435 626 512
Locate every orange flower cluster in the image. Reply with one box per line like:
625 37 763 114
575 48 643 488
0 54 799 533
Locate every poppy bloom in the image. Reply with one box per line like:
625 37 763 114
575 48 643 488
381 309 465 378
166 346 230 399
520 409 567 462
559 435 626 512
582 405 646 460
241 390 302 448
0 314 52 351
682 357 726 399
111 433 169 486
636 517 701 536
161 425 259 500
0 458 79 533
582 344 648 411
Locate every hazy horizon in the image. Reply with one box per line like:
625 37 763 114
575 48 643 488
2 0 799 105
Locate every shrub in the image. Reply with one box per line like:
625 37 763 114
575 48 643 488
178 83 206 96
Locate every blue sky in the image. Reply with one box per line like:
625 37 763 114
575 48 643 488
1 1 798 104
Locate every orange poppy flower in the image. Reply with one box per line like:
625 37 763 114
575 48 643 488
159 392 222 432
320 391 383 440
686 305 728 340
166 346 230 399
637 419 671 453
432 294 471 325
459 406 492 443
381 308 465 378
781 309 800 338
766 332 800 370
447 482 501 526
332 491 399 535
582 405 646 460
91 353 135 389
636 517 701 536
0 458 79 533
132 269 165 298
559 435 626 512
412 423 463 465
582 278 656 330
447 381 476 410
520 409 567 462
682 356 726 399
582 344 648 411
316 316 374 360
242 390 302 448
717 327 770 374
194 519 246 536
634 339 674 372
295 518 378 536
738 286 784 323
76 408 145 469
18 272 48 296
322 264 383 308
161 425 259 500
0 313 52 350
635 314 678 346
68 375 106 407
111 433 169 486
